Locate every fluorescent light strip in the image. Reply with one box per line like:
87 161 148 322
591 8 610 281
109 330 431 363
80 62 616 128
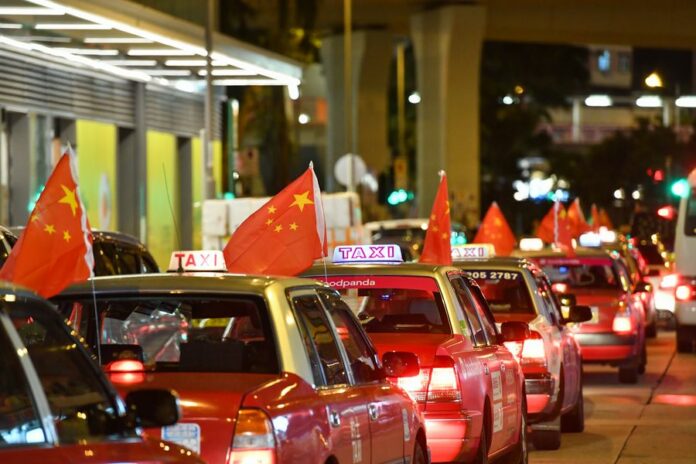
128 48 194 56
0 7 63 15
211 51 300 86
54 48 119 56
36 23 110 30
164 59 227 66
213 78 287 86
147 70 191 76
584 94 612 107
676 96 696 108
198 69 256 77
84 37 152 44
0 23 22 29
102 59 157 66
17 35 70 43
636 95 662 108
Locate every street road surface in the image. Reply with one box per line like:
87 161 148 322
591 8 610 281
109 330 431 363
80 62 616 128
530 332 696 463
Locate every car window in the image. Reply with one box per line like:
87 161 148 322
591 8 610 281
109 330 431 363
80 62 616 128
539 258 621 290
614 261 632 293
449 277 488 346
464 269 535 315
140 253 159 273
291 293 348 387
534 276 561 325
0 323 46 447
318 275 451 334
8 304 132 444
319 290 381 384
55 296 279 374
114 249 140 274
93 242 117 276
467 285 499 343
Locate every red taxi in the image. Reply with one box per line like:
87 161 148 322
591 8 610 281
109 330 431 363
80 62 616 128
304 244 529 464
53 251 428 464
0 282 202 464
514 247 647 384
454 246 590 450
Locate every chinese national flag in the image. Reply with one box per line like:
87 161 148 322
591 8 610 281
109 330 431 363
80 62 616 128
419 173 451 265
590 203 601 231
474 202 516 256
598 208 614 230
536 203 575 254
0 152 93 298
567 198 591 238
223 166 327 275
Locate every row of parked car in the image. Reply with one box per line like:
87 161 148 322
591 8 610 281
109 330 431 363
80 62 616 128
0 222 664 463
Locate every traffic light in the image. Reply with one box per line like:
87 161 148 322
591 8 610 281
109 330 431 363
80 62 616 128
670 178 689 198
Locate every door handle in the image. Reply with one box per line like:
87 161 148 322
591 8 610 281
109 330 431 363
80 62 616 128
368 403 379 421
500 363 506 372
329 410 341 428
483 363 490 375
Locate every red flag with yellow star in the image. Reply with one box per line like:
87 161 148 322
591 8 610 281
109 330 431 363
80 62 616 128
419 173 452 265
536 203 575 255
223 166 327 275
474 202 516 256
567 198 591 238
0 152 93 297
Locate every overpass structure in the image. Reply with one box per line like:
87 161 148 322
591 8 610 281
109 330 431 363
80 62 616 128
316 0 696 224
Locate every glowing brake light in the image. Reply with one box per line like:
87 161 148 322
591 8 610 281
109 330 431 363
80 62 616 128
660 274 679 289
676 285 694 301
395 356 460 403
228 409 276 464
105 359 144 373
504 331 546 367
552 282 568 294
612 313 633 334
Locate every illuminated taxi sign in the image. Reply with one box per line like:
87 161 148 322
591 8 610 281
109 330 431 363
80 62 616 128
519 237 544 251
332 244 403 264
451 244 495 260
598 227 617 243
578 232 601 248
168 250 227 272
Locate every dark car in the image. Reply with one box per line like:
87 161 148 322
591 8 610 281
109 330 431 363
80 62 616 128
0 281 203 464
4 227 159 275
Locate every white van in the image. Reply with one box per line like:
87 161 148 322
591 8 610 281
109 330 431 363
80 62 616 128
673 169 696 352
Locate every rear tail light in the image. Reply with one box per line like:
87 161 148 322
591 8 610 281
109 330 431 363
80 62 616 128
612 313 633 334
660 274 679 289
552 282 568 294
396 356 460 404
104 359 145 384
228 409 276 464
676 285 694 301
504 331 547 368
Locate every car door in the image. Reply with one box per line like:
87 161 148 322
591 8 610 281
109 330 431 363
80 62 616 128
290 290 372 464
319 289 408 464
449 276 507 453
466 283 521 450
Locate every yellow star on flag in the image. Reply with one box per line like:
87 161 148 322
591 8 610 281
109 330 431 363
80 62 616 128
289 222 298 231
442 232 449 239
44 224 55 235
290 191 314 212
274 224 283 233
432 225 439 232
265 218 273 226
63 230 71 242
267 205 277 214
30 213 40 223
445 201 450 214
58 185 78 216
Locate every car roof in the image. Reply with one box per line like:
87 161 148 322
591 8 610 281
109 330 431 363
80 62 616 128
57 273 324 296
512 247 613 260
305 262 453 276
453 256 534 270
0 280 44 303
8 226 145 247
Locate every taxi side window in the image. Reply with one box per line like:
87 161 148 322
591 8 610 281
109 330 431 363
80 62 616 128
291 293 349 387
450 277 488 346
9 305 130 444
319 290 381 384
0 324 46 447
535 276 563 325
467 285 499 343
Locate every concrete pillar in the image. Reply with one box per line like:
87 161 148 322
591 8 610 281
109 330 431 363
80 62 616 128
320 29 392 191
571 98 582 143
411 5 486 227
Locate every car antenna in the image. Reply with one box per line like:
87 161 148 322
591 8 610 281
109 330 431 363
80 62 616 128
162 163 182 251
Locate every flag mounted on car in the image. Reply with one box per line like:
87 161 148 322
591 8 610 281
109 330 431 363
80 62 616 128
420 172 452 265
474 202 516 256
0 150 94 297
223 165 327 276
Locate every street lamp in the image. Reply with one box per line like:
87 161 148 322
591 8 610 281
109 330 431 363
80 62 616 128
645 71 663 89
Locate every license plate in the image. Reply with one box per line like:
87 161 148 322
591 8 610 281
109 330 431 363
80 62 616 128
162 423 200 454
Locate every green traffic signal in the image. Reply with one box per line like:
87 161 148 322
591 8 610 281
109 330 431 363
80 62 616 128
671 178 689 198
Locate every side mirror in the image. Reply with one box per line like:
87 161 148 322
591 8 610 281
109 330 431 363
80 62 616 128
558 293 576 320
567 305 593 324
126 389 180 428
500 321 530 343
382 351 420 378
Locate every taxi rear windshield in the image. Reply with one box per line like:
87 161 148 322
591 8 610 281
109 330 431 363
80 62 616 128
54 296 279 374
538 258 620 290
463 270 534 314
318 275 451 334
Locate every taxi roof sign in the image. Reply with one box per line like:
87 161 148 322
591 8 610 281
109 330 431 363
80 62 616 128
168 250 227 272
332 244 403 264
579 232 601 248
519 237 544 251
451 244 495 260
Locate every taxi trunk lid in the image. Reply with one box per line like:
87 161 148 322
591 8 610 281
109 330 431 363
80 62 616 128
572 288 627 333
112 372 278 463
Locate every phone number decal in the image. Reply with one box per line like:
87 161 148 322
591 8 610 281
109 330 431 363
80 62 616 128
465 271 520 280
